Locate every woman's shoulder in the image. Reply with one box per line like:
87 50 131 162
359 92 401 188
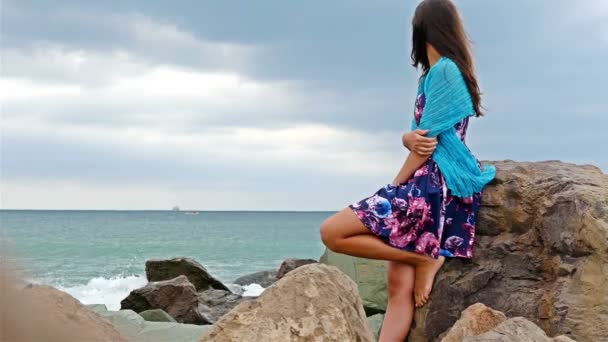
427 56 461 82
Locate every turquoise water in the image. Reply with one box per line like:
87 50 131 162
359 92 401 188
1 210 332 309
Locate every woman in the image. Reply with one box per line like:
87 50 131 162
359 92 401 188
319 0 496 340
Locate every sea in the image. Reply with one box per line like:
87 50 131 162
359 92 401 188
0 210 333 310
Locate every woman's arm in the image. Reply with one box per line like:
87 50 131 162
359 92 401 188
391 151 431 186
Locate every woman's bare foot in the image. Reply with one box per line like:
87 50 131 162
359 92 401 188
414 255 445 308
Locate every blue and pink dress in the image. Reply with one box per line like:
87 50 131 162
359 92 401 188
349 91 483 260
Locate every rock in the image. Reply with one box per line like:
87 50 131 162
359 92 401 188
557 263 576 277
232 269 277 287
441 303 507 342
2 283 126 342
197 288 252 323
463 317 571 342
410 161 608 342
367 313 385 341
120 275 210 325
553 335 578 342
200 263 374 342
276 258 318 279
139 309 177 322
89 305 209 342
319 248 388 316
224 283 246 295
86 303 110 312
322 161 608 342
146 257 230 291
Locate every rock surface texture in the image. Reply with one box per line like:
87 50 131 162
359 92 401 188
146 257 230 291
462 317 577 342
121 275 209 324
440 303 507 342
321 161 608 342
200 263 374 342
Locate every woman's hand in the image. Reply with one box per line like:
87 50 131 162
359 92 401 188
402 129 438 156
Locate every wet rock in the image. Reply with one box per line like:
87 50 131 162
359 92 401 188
232 269 277 288
146 257 230 291
121 275 209 325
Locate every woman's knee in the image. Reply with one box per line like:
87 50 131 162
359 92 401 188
319 216 341 251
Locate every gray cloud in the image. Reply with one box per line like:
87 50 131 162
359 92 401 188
1 0 606 210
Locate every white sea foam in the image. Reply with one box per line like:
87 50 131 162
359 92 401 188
58 275 266 311
58 275 148 311
240 283 266 297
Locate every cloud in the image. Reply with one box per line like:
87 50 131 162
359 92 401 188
1 0 606 210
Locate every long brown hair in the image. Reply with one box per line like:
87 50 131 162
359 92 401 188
411 0 483 117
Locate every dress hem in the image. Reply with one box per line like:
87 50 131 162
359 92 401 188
348 205 473 260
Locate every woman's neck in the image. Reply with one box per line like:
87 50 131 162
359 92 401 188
426 44 442 67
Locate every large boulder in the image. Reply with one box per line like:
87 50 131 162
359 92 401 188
0 281 126 342
200 263 374 342
232 269 278 287
120 275 209 325
146 257 230 291
411 160 607 342
319 248 388 316
321 161 608 342
276 258 318 279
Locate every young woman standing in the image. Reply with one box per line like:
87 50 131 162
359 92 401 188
319 0 496 340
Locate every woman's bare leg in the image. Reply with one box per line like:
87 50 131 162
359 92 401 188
378 261 415 342
319 207 445 307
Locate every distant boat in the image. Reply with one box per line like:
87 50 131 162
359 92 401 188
172 206 180 211
184 211 200 215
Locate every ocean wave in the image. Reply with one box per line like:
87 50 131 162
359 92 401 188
240 283 265 297
58 275 147 311
58 275 267 311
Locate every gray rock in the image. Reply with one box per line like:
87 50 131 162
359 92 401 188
319 249 388 316
232 269 277 287
367 313 384 341
276 258 318 279
89 305 209 342
145 257 229 291
120 275 210 325
197 288 251 323
139 309 176 322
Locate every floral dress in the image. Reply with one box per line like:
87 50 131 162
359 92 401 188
348 92 482 260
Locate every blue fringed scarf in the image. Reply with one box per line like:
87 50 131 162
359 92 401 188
410 56 496 197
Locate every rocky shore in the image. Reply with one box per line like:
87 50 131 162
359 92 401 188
2 160 606 342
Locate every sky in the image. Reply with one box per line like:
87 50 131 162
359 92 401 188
1 0 607 210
